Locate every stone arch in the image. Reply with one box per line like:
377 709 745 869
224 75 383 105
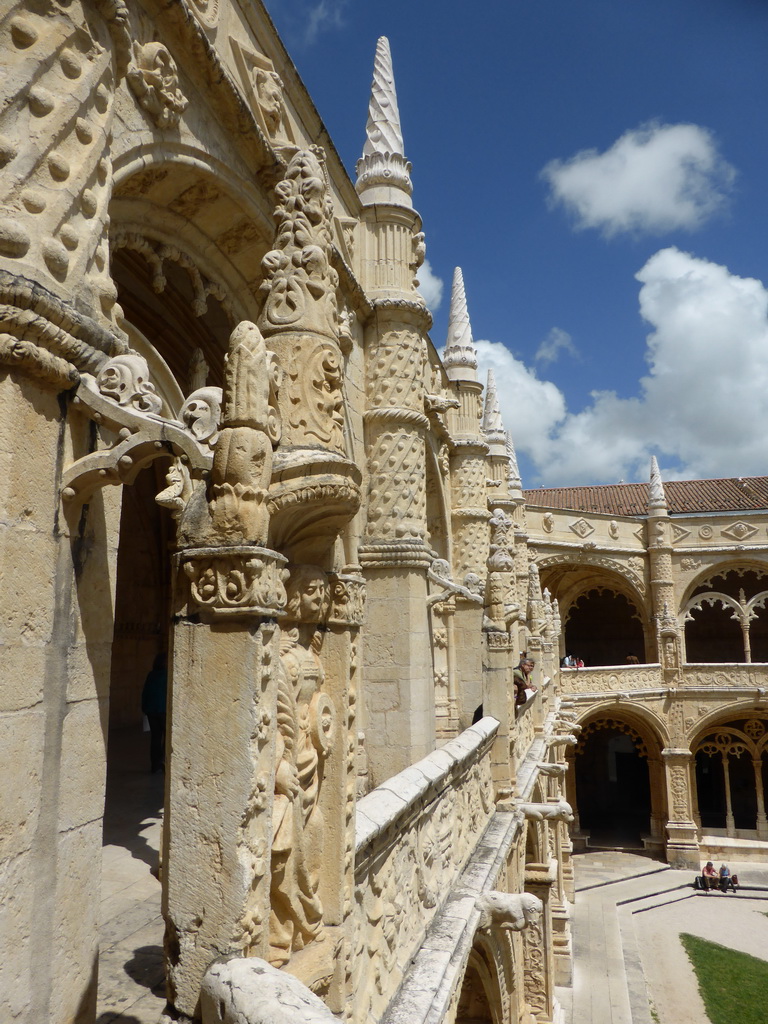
456 940 507 1024
689 710 768 837
569 707 667 850
681 563 768 664
538 557 650 666
108 150 275 395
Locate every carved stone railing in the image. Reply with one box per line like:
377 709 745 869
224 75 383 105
350 718 498 1024
679 663 768 690
560 665 663 694
560 663 768 694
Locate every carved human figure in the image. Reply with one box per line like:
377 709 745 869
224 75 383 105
254 68 285 137
270 565 335 966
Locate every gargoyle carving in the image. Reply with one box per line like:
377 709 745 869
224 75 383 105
427 559 484 608
200 955 337 1023
519 799 574 823
537 762 567 778
476 891 542 932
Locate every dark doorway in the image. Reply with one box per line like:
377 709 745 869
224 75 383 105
565 589 645 667
695 751 726 829
576 727 651 847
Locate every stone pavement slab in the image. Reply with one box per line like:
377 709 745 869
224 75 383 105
96 728 166 1024
569 850 768 1024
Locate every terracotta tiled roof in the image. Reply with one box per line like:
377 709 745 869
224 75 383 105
524 476 768 516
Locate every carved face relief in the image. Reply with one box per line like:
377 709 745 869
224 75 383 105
254 68 284 136
128 42 188 128
285 565 329 624
180 386 222 445
95 354 162 414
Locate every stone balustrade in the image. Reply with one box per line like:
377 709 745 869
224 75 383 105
349 718 498 1022
560 664 663 693
678 662 768 689
561 662 768 695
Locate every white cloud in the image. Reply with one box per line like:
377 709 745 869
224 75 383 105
477 248 768 486
416 259 444 312
474 339 567 463
303 0 347 45
535 327 578 365
541 123 735 237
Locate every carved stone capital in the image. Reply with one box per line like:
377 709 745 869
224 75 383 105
327 573 366 627
179 546 288 621
486 630 514 650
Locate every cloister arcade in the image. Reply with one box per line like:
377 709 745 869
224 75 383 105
540 560 768 669
566 709 667 851
537 562 650 667
683 567 768 664
692 715 768 839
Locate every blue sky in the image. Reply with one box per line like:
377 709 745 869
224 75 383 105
263 0 768 487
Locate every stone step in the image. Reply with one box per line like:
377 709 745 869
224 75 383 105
576 865 671 894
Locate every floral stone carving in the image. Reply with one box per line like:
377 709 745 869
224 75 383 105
257 149 346 453
180 546 288 620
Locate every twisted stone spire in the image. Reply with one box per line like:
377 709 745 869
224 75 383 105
506 432 523 494
356 37 413 206
482 369 505 445
443 267 478 381
648 456 667 512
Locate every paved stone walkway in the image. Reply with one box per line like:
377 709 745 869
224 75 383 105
96 728 166 1024
563 849 768 1024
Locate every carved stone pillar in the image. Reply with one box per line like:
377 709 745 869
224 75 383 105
359 299 434 784
484 631 516 805
753 758 768 839
256 148 345 456
662 748 700 869
0 0 131 332
523 863 557 1024
449 433 490 726
647 459 679 666
0 8 134 1022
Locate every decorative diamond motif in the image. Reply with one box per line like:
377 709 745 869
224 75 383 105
721 521 757 542
671 524 690 543
570 518 594 539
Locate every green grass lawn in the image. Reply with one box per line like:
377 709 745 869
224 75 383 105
680 932 768 1024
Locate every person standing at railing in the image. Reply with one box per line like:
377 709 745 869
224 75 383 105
514 658 538 707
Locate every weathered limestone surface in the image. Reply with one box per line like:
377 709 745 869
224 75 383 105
14 3 768 1024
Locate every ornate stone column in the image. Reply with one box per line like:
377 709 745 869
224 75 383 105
444 268 490 727
164 321 290 1017
356 37 435 783
753 758 768 839
662 748 700 869
0 7 136 1021
647 458 681 669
